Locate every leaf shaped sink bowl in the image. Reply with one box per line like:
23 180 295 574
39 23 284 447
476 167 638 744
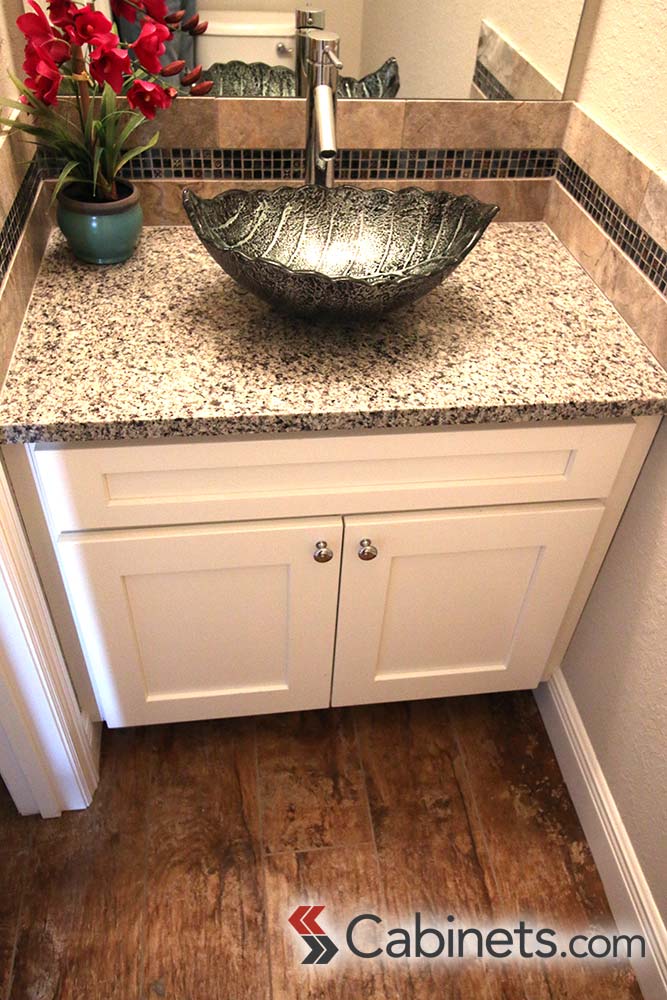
195 57 400 98
183 186 499 320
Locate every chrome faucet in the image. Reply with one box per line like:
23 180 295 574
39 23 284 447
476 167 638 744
295 7 326 95
295 14 342 188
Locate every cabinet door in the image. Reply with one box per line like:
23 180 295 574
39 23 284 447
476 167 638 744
58 517 343 727
332 503 603 706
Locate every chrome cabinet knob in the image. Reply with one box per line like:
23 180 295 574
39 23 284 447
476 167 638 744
313 540 334 563
277 42 294 56
358 538 378 561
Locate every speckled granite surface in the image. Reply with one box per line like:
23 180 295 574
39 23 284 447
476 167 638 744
1 223 666 443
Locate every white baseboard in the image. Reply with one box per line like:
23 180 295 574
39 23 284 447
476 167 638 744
536 668 667 1000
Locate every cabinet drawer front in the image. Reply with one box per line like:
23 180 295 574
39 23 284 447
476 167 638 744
332 502 604 706
57 516 343 727
33 421 635 532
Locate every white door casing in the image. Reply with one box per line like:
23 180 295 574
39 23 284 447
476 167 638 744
331 503 605 706
0 458 99 816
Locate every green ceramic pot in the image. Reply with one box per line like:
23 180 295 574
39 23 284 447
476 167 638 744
56 181 143 264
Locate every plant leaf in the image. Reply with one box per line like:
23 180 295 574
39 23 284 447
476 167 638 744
51 160 81 203
114 112 145 151
113 130 158 177
92 144 103 197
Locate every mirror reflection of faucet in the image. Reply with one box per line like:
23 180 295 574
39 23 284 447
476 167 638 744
189 6 399 100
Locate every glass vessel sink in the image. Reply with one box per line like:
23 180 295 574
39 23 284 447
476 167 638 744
183 186 499 320
192 57 400 98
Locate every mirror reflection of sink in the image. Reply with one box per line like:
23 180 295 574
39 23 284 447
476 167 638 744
186 57 400 98
183 186 498 320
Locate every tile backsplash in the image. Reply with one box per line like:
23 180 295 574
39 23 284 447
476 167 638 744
1 98 665 309
0 158 41 287
473 62 514 102
38 147 561 184
557 154 667 295
30 145 666 298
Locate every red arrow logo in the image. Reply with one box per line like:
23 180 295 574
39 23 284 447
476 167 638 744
288 905 325 936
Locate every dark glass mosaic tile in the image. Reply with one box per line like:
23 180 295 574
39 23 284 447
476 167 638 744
336 148 558 181
0 158 41 286
556 152 667 295
473 61 514 101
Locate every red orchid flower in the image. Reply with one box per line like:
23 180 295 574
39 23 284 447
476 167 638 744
110 0 144 24
23 41 62 105
47 0 78 30
131 19 171 75
143 0 168 22
126 78 174 118
71 8 117 49
17 1 57 47
89 43 131 93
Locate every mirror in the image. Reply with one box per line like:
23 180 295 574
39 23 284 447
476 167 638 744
149 1 588 99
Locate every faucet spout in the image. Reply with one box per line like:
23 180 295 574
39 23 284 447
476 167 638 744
298 28 342 188
314 84 337 161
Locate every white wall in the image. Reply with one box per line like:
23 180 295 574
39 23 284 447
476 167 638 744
359 0 585 99
0 0 26 118
361 0 482 98
561 0 667 921
575 0 667 170
562 422 667 919
482 0 584 93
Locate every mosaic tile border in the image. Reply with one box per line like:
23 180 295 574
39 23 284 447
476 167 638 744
556 153 667 294
337 148 558 181
473 61 514 101
39 146 560 183
2 145 665 300
0 158 41 287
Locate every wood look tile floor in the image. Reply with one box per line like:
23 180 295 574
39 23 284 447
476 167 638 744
0 693 644 999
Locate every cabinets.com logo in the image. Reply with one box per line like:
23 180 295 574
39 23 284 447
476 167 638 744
288 908 646 967
288 906 339 965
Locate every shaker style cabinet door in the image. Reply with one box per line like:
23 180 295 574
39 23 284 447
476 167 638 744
57 517 343 727
331 503 604 707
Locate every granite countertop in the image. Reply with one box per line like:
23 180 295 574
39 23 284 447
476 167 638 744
1 222 667 443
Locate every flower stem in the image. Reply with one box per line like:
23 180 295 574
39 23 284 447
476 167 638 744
70 43 91 140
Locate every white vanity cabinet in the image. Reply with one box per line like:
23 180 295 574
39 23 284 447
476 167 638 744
332 503 603 706
23 418 650 728
56 517 343 727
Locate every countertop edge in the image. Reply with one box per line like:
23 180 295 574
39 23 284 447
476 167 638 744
4 397 667 445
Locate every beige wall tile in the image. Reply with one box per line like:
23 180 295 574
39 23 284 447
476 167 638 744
420 178 550 221
478 21 561 101
0 130 33 229
544 179 610 273
402 100 570 150
133 179 300 226
217 99 306 149
563 105 651 218
546 181 667 369
130 177 547 226
0 184 51 385
337 100 405 149
354 178 548 221
637 171 667 250
60 96 307 151
137 96 221 149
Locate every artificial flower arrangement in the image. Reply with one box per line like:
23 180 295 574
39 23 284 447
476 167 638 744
3 0 212 199
1 0 212 261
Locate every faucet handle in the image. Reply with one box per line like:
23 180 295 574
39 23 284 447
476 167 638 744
296 7 326 30
323 46 343 70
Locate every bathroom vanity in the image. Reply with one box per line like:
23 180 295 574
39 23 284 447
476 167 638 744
2 223 666 729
